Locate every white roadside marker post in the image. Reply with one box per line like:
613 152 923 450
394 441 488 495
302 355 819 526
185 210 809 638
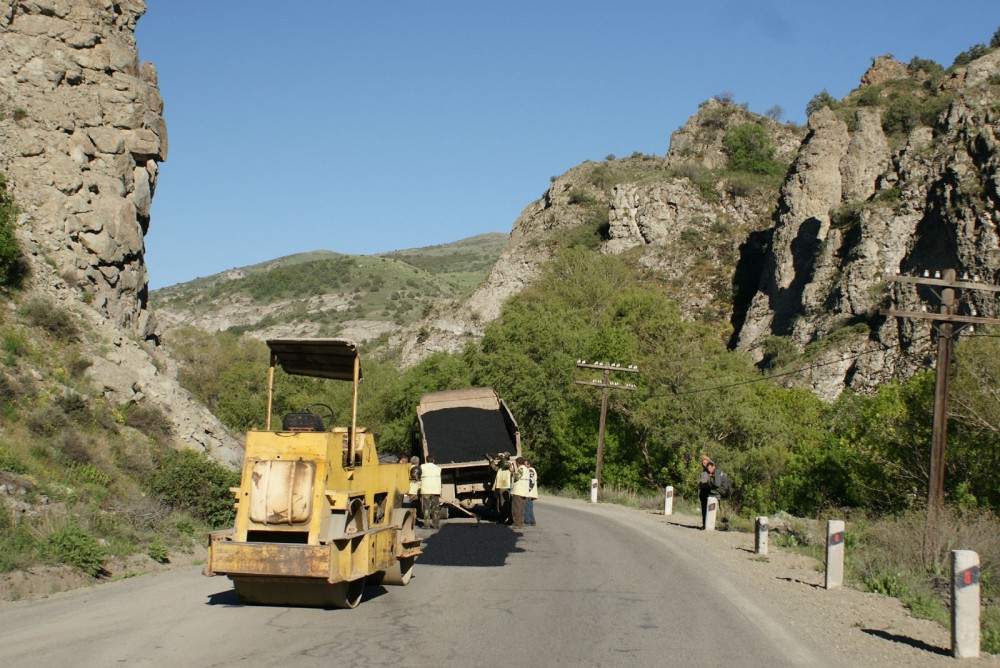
825 520 845 589
952 550 980 658
755 516 768 556
704 496 719 531
590 478 598 504
663 485 674 516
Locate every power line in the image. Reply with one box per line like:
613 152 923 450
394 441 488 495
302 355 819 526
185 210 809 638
670 343 894 396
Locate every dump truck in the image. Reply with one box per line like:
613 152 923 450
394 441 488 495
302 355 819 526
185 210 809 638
205 338 421 608
416 387 521 512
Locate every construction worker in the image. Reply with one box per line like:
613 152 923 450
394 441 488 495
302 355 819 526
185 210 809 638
419 455 443 529
406 456 421 511
524 459 538 526
510 456 530 529
490 453 513 524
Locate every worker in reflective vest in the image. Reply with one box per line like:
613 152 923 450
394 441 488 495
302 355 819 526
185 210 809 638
524 460 538 526
419 456 443 529
406 456 421 510
510 457 530 529
492 456 513 524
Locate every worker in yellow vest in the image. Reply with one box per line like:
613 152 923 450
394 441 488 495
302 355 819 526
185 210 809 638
490 453 513 524
510 457 530 529
406 456 421 512
524 460 538 526
419 456 443 529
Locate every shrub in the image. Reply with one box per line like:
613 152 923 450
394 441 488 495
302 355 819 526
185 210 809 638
722 124 779 175
830 200 865 230
147 540 169 564
26 404 70 436
1 329 31 365
0 445 28 473
151 449 239 528
124 402 173 441
55 393 90 423
567 188 599 206
984 606 1000 654
679 227 703 246
0 508 39 572
806 89 838 117
58 430 92 464
45 524 106 576
908 56 943 76
952 43 991 68
0 173 23 288
21 298 80 341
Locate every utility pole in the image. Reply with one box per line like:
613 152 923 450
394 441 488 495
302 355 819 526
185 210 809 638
881 268 1000 515
574 360 640 500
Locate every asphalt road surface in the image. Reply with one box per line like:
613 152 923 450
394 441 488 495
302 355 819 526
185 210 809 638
0 497 841 668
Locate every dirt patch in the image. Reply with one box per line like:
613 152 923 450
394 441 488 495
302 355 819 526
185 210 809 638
653 507 999 666
0 544 207 605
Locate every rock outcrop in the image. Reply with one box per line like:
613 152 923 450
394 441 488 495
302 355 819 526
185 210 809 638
0 0 241 460
403 54 1000 401
1 0 164 339
399 101 804 366
736 53 1000 398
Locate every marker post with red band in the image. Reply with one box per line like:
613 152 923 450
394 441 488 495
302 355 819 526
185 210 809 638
590 478 598 504
952 550 980 658
825 520 845 589
663 486 674 516
705 496 719 532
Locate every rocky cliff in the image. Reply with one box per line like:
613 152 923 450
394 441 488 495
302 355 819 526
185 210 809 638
405 53 1000 401
398 100 804 366
737 53 1000 398
0 0 240 462
1 0 163 337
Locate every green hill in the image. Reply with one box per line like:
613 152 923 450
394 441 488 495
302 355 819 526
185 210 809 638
150 233 508 338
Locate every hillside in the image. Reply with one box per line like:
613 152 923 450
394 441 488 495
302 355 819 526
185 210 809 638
396 51 1000 401
150 233 507 343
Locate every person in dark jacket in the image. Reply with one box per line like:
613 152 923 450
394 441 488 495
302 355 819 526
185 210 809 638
698 454 713 529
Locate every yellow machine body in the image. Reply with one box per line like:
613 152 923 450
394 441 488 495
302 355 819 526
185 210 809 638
205 339 420 608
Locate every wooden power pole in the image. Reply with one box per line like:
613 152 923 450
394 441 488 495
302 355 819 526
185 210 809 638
881 269 1000 514
574 360 640 499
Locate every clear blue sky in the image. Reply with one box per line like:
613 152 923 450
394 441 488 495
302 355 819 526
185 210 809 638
136 1 999 289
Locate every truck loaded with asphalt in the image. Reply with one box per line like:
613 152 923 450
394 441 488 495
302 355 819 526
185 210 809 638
416 387 521 516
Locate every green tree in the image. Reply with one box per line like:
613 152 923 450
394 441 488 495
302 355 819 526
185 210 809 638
722 124 779 175
806 89 837 117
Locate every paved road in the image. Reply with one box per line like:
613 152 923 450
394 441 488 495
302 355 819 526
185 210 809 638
0 497 837 668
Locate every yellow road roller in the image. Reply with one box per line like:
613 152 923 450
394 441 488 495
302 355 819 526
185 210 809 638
205 338 421 608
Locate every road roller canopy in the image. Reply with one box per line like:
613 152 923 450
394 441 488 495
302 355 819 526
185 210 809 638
266 338 363 381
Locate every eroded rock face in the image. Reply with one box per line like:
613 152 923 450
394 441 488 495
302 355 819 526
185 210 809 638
735 53 1000 399
404 55 1000 403
398 101 805 367
0 0 165 340
0 1 242 461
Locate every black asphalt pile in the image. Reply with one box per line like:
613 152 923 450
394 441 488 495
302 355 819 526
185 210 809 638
419 407 516 463
418 523 523 568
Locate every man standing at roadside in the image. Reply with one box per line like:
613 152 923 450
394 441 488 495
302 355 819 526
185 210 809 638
490 453 513 524
510 456 530 529
406 456 421 514
420 456 442 530
524 460 538 526
698 454 713 530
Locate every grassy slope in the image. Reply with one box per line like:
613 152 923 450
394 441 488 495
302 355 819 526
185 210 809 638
151 233 508 336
